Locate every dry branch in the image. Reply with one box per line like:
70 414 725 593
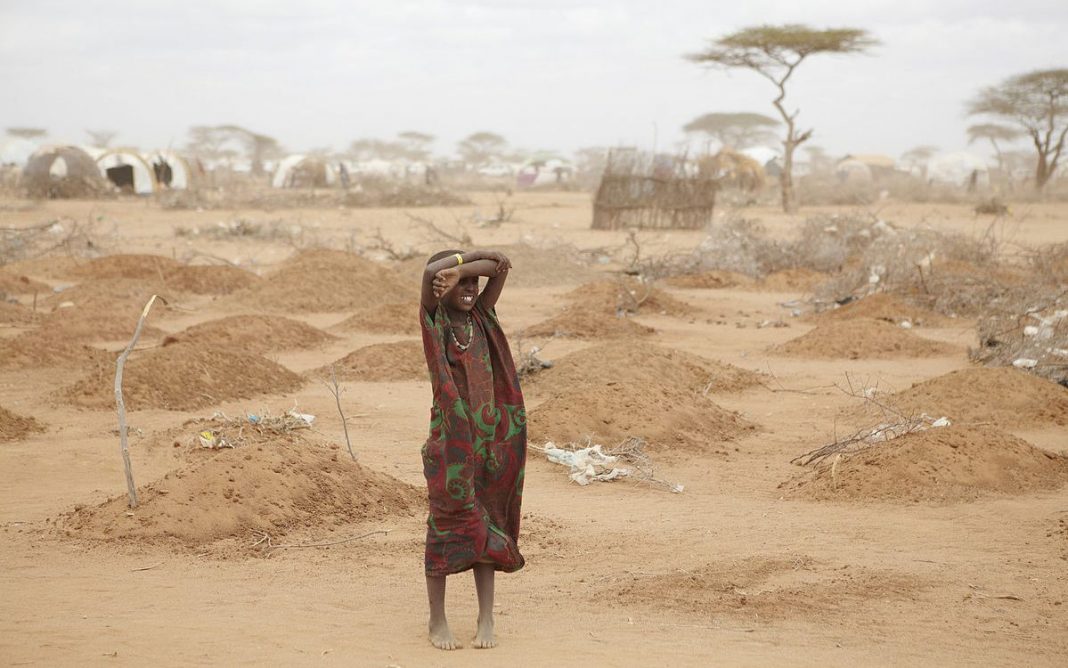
115 294 161 508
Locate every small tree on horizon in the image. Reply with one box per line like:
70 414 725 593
85 129 118 148
967 69 1068 191
6 127 47 140
900 145 939 171
397 131 435 161
687 25 878 212
682 111 780 150
458 132 507 166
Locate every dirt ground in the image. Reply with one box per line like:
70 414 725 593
2 192 1067 667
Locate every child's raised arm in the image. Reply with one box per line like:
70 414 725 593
420 250 512 312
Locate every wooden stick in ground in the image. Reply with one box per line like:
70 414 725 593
325 365 356 461
114 294 159 508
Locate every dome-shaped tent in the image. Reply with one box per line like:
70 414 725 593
21 146 109 198
272 155 338 188
146 150 197 190
97 149 156 194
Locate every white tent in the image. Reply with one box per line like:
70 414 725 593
97 149 156 194
926 152 990 188
271 154 338 188
146 150 195 190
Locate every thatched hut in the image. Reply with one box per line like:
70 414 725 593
21 146 109 198
698 149 765 192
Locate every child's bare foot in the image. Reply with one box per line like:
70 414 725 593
472 615 496 649
428 618 460 650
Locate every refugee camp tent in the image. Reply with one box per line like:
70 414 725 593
926 152 991 189
146 150 197 190
271 155 338 188
839 154 898 180
21 146 109 198
96 149 156 194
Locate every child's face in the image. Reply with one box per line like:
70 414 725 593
442 275 479 312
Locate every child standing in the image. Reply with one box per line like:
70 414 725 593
419 249 526 650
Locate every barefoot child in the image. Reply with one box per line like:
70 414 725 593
419 249 527 650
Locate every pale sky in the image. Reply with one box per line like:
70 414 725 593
1 0 1066 161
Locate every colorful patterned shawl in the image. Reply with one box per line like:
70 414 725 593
419 300 526 576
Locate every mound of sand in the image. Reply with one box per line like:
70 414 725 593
529 383 753 452
65 343 303 411
758 268 826 292
525 340 764 397
881 367 1068 427
782 426 1068 503
604 558 921 619
59 430 421 550
814 293 950 327
774 318 958 359
165 315 335 354
393 243 597 289
0 300 37 325
664 270 752 290
522 278 694 339
69 254 182 280
0 332 109 370
42 278 171 340
521 309 655 339
0 405 44 442
312 340 425 382
232 249 409 312
0 270 50 296
332 301 422 336
163 265 260 295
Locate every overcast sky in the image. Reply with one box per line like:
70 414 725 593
1 0 1065 160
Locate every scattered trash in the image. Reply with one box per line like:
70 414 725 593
1012 358 1038 369
543 442 630 486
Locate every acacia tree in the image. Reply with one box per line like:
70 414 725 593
397 131 435 161
458 132 507 166
966 123 1025 179
682 111 779 150
968 69 1068 190
6 127 46 140
900 145 939 172
186 125 281 175
687 25 878 212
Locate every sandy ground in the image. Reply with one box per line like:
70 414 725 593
1 192 1067 666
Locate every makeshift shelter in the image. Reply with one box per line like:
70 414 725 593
97 149 156 194
926 152 990 189
839 154 898 181
146 150 197 190
592 151 717 230
516 158 574 187
272 155 338 188
697 149 765 191
21 146 109 198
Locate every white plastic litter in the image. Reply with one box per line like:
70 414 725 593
1012 358 1038 369
930 416 952 428
543 442 630 486
287 409 316 426
1023 325 1039 337
899 320 913 329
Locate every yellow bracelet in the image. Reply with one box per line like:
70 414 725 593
454 253 464 266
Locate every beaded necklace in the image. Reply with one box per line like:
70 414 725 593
447 312 474 351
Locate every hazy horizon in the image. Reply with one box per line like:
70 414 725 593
2 1 1066 162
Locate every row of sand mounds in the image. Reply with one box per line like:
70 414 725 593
782 426 1068 503
527 341 758 451
602 557 922 620
42 278 172 341
0 405 44 442
392 242 597 289
876 367 1068 428
312 340 426 382
665 270 751 290
812 293 952 327
59 425 421 552
68 254 182 280
663 268 825 293
774 318 959 359
331 300 421 336
162 265 261 295
64 343 303 411
0 270 50 296
229 249 409 313
164 315 335 354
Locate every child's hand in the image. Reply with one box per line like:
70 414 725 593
482 251 511 274
432 267 460 299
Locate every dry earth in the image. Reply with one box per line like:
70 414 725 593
1 193 1067 666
